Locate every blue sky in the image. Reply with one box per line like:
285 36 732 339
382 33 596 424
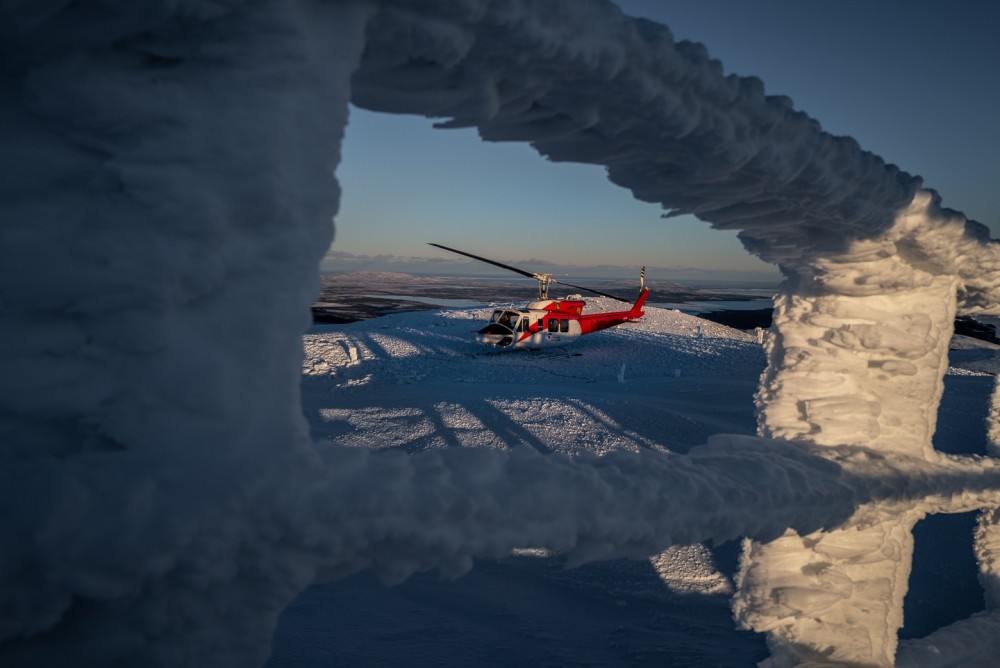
325 0 999 281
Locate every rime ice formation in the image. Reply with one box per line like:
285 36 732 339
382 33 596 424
353 24 1000 662
295 433 1000 581
1 1 375 666
972 382 1000 626
3 0 1000 666
358 4 1000 663
354 0 925 265
734 192 1000 666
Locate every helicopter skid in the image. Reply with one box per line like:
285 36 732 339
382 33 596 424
477 332 579 350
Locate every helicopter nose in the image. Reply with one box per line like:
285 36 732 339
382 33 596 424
476 323 514 346
476 324 514 347
476 332 513 347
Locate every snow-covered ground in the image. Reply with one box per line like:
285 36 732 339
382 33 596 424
268 301 1000 667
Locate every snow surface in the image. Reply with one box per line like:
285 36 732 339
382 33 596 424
302 298 761 455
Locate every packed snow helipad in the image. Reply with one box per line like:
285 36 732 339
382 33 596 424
302 300 765 456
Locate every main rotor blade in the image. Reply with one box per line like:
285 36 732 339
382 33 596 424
428 243 636 303
552 279 632 303
427 243 538 280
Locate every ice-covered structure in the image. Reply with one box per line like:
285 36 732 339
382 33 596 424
3 0 1000 666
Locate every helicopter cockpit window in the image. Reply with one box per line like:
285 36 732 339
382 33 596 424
560 319 569 333
493 310 518 329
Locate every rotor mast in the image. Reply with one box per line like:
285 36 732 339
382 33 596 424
534 273 553 300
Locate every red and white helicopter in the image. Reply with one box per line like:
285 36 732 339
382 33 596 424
429 243 649 350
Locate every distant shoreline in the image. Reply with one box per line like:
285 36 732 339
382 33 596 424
321 269 781 291
311 296 775 330
697 308 772 330
312 271 776 327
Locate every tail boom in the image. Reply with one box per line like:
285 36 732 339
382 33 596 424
578 287 649 335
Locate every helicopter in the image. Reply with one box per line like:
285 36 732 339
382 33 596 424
428 243 649 350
